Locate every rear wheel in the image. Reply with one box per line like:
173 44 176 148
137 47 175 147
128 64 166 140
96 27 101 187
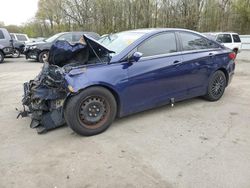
204 70 226 101
65 87 117 136
38 51 49 63
12 49 20 58
0 51 4 63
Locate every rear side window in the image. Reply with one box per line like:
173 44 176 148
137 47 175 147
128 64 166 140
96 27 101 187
232 34 241 43
179 32 212 51
216 34 232 43
16 34 28 41
138 32 177 57
0 30 4 39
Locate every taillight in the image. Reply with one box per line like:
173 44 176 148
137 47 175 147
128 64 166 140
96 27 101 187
229 52 236 60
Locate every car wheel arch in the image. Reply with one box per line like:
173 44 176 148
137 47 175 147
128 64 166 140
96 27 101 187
63 84 121 118
217 68 229 86
39 50 49 56
208 68 229 87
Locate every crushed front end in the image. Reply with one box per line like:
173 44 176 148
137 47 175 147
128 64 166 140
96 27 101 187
22 63 68 133
19 35 113 134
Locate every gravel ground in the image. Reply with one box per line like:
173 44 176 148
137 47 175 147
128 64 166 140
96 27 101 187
0 52 250 188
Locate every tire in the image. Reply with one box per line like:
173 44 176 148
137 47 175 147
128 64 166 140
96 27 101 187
12 49 20 58
65 87 117 136
38 51 49 63
0 51 4 63
204 70 226 101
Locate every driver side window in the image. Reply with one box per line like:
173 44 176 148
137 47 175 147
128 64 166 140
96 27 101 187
138 32 177 57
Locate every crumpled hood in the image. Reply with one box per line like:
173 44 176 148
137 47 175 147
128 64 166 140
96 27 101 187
82 34 114 54
48 34 114 67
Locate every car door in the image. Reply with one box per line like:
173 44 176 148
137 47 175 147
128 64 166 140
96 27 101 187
122 32 189 115
0 29 13 54
178 31 221 97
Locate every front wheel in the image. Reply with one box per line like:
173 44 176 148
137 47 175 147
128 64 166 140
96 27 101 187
65 87 117 136
38 51 49 63
204 70 226 101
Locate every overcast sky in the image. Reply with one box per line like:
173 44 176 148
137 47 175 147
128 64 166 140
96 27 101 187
0 0 39 25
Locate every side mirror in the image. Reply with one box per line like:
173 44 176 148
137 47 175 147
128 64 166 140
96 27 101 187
128 52 143 62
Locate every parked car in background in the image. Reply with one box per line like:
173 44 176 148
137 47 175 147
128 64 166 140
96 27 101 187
24 31 100 63
12 39 25 58
0 28 13 63
22 28 236 135
10 33 30 44
204 32 242 54
29 37 46 43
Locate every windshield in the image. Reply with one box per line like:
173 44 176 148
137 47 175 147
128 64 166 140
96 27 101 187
45 33 63 43
98 32 144 55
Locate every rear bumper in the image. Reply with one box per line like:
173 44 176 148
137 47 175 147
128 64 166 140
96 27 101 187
228 71 234 85
227 59 235 86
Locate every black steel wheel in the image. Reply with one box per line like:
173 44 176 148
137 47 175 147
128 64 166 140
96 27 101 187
65 87 117 136
0 51 4 63
204 70 226 101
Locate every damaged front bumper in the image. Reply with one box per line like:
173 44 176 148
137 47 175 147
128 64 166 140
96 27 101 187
19 35 113 134
21 63 69 134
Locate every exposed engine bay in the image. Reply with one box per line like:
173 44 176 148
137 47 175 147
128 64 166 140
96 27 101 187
19 35 113 134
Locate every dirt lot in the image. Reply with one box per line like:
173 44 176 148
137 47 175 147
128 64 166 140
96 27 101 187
0 52 250 188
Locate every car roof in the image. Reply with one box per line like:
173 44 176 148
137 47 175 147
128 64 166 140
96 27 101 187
118 28 206 36
57 31 98 34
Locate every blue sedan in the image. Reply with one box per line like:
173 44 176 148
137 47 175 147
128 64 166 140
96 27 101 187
22 28 236 136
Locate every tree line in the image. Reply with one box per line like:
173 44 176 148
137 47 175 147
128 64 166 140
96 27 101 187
1 0 250 37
